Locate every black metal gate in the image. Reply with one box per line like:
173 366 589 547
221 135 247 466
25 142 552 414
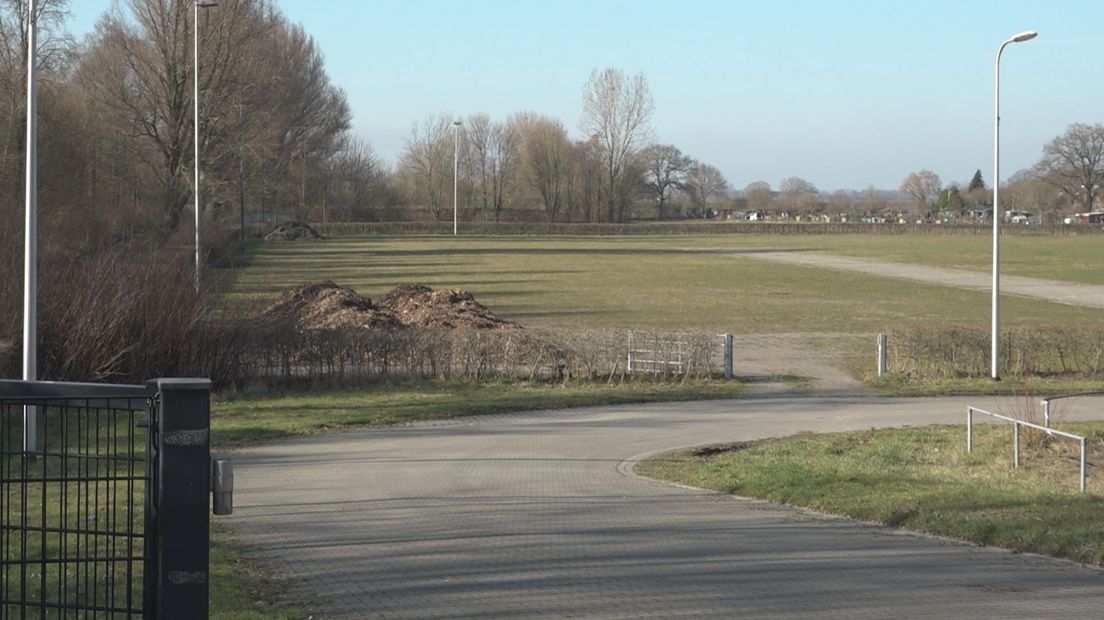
1 378 215 619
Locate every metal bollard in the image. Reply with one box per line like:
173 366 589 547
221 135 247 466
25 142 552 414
723 333 734 380
211 456 234 516
877 333 888 377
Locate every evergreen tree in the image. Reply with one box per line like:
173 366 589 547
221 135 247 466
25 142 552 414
968 169 985 191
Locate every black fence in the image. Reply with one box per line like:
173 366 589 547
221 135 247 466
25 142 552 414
1 379 215 619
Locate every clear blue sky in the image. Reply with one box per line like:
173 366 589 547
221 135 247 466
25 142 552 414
70 0 1102 192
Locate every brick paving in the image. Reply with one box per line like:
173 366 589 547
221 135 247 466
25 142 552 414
229 396 1104 618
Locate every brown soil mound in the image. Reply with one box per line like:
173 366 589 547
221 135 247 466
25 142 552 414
262 282 518 331
379 284 519 330
262 281 401 330
265 221 322 241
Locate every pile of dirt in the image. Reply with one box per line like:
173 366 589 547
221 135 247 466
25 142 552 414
262 282 518 331
264 221 322 241
262 281 401 330
379 284 520 330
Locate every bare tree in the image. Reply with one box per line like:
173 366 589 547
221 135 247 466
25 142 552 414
513 113 573 223
684 161 728 208
1033 123 1104 210
744 181 773 213
899 169 942 208
580 67 654 222
779 176 817 196
778 177 817 214
570 136 605 223
1005 169 1064 221
330 137 389 221
396 114 453 221
860 185 886 214
638 144 689 219
0 0 73 197
465 113 519 222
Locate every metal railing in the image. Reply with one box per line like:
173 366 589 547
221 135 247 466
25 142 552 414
1 378 224 619
966 405 1089 493
625 332 734 378
626 331 688 376
1040 391 1104 428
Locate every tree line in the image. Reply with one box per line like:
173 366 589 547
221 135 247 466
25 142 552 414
394 68 736 224
2 0 1101 244
0 0 383 251
895 124 1104 221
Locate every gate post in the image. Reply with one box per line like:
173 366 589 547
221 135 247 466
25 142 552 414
153 378 212 619
877 333 888 377
723 334 734 380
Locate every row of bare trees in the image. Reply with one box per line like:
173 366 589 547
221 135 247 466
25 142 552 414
0 0 393 379
395 68 733 224
0 0 390 250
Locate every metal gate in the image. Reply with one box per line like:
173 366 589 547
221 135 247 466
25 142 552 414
1 378 221 619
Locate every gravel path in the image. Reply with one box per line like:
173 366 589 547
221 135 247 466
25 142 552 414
230 396 1104 618
715 249 1104 308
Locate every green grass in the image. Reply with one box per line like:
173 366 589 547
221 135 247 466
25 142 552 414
867 373 1104 397
638 422 1104 565
693 233 1104 286
225 235 1104 334
210 524 301 619
211 379 744 446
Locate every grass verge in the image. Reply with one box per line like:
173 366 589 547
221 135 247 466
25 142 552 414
637 422 1104 566
210 523 303 619
866 373 1104 397
211 379 744 446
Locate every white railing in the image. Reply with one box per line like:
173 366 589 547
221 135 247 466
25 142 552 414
625 332 734 379
627 331 688 376
1040 391 1104 427
966 405 1088 493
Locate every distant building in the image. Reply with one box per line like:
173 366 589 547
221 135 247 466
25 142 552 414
1072 211 1104 224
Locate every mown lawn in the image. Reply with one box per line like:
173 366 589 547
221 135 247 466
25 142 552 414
638 421 1104 566
224 235 1104 334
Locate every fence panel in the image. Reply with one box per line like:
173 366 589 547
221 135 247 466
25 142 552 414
1 386 152 618
1 378 217 619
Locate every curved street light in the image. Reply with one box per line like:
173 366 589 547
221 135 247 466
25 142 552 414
992 30 1037 380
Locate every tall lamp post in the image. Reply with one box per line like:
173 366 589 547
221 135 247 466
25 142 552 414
453 119 461 235
23 0 38 454
194 0 218 292
992 30 1037 380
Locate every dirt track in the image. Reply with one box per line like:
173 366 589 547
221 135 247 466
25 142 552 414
715 249 1104 309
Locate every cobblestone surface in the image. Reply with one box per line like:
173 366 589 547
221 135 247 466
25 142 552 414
229 396 1104 618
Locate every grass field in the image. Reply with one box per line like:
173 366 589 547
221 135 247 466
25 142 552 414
226 235 1104 334
210 380 744 446
637 421 1104 566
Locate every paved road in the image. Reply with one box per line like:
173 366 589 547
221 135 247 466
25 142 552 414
230 396 1104 618
713 249 1104 309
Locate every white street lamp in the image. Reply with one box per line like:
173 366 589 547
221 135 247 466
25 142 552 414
453 119 461 236
992 29 1037 380
194 0 218 292
23 0 38 454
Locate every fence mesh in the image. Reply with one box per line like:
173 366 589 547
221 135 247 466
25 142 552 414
1 396 150 618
